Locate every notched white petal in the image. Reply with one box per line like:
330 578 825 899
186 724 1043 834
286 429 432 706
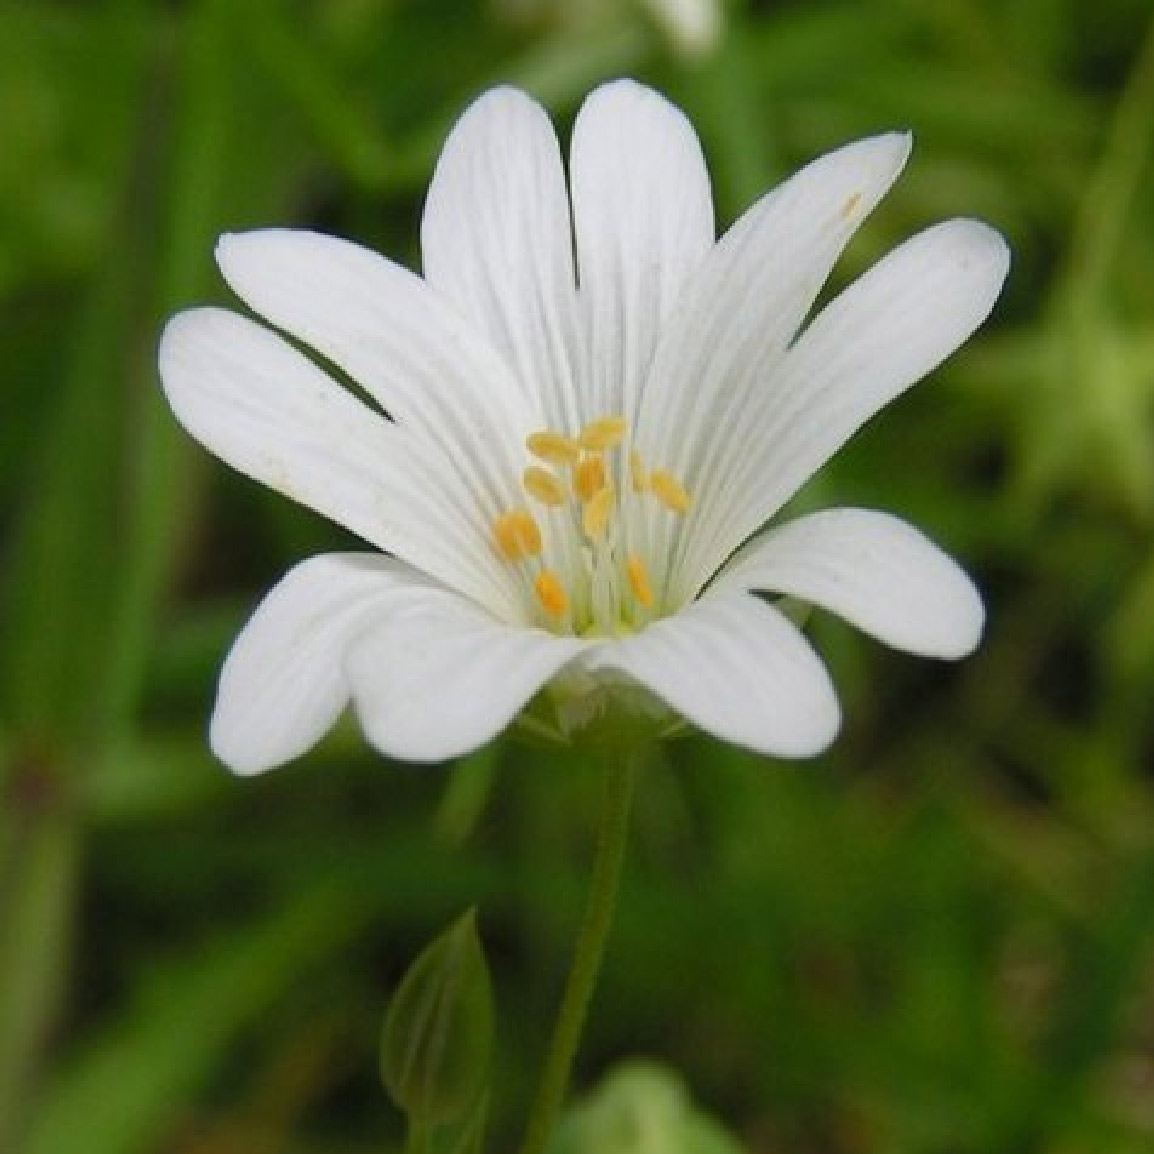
673 216 1010 602
715 508 985 659
638 132 914 591
215 228 535 490
158 307 520 618
639 130 913 454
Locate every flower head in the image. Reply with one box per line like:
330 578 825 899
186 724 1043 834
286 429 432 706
159 80 1009 771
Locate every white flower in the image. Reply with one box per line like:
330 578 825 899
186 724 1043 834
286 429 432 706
493 0 722 58
636 0 722 56
158 80 1008 772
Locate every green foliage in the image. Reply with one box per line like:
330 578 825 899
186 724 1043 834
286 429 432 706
2 1 1154 1152
23 880 379 1154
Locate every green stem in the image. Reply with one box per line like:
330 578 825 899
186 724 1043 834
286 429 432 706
404 1119 432 1154
1060 13 1154 303
0 794 79 1153
517 748 641 1154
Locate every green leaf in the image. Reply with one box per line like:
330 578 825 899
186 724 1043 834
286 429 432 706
381 908 494 1127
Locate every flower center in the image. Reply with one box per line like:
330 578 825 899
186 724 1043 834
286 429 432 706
492 415 690 636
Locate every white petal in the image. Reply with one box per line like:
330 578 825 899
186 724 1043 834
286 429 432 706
347 592 587 763
158 308 522 619
675 218 1010 602
570 79 714 423
587 593 840 758
713 508 984 658
421 87 583 434
159 307 397 550
214 228 533 501
634 133 911 587
211 553 432 774
637 133 910 479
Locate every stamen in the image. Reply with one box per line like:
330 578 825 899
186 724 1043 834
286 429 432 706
527 430 582 466
582 485 614 541
523 465 566 507
626 554 654 608
534 570 568 618
650 469 691 514
629 449 649 493
507 416 672 632
494 508 543 561
579 415 626 451
574 455 608 503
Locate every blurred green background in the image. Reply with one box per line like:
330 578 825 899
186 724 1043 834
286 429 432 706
3 0 1154 1151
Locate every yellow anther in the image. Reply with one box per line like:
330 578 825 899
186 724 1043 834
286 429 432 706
523 465 567 507
629 449 649 493
840 190 863 221
650 470 691 514
579 415 627 451
626 554 654 608
527 430 582 466
534 570 568 618
582 485 614 541
574 455 608 503
493 508 543 562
